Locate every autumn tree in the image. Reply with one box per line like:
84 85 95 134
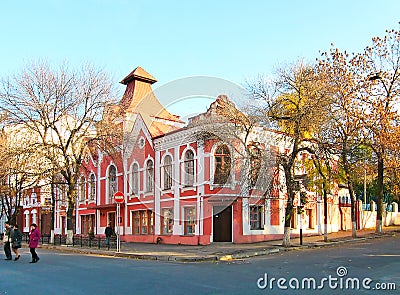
317 47 366 238
304 143 338 242
355 28 400 233
0 61 119 243
249 61 332 247
0 125 50 224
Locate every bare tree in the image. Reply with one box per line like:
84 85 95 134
0 61 119 243
189 95 275 201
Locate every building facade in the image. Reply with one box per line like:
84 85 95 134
21 67 347 245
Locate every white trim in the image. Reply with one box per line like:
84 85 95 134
173 146 180 234
161 153 174 191
144 157 154 194
106 163 118 204
154 150 161 235
180 146 197 188
160 198 175 202
127 199 154 205
129 161 140 196
209 143 235 189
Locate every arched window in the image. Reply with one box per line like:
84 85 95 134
31 209 37 225
163 155 173 190
79 176 86 201
146 160 154 193
214 144 231 184
249 144 261 187
184 150 195 187
131 163 139 195
108 165 117 202
89 173 96 200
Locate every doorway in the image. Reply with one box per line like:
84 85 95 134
212 206 232 242
108 212 116 229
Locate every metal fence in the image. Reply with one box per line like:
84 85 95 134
361 203 394 212
22 233 117 250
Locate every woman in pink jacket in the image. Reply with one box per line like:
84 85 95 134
29 223 41 263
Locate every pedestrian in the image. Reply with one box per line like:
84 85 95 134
3 221 13 260
105 222 113 246
28 223 41 263
11 224 22 261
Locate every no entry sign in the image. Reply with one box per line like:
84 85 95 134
114 191 124 203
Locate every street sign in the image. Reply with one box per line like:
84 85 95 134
114 191 124 203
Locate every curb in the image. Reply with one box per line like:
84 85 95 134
37 231 398 262
218 248 281 261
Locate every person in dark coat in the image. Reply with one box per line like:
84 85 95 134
11 224 22 261
29 223 41 263
3 221 12 260
105 223 113 246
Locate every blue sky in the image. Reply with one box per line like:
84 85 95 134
1 0 399 116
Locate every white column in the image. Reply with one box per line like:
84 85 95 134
242 197 250 235
265 197 271 228
198 143 205 236
154 150 161 235
173 146 181 235
96 151 102 235
123 157 128 236
317 194 323 235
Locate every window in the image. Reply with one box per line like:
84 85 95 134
250 206 263 230
31 193 37 205
79 176 86 201
214 144 231 184
132 210 154 235
184 207 196 235
131 163 139 195
184 150 195 187
161 208 174 235
163 155 173 190
249 144 261 187
59 184 67 204
89 173 96 200
31 210 37 225
81 214 95 236
146 160 154 193
108 165 117 203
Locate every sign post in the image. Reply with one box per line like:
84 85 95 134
114 191 124 252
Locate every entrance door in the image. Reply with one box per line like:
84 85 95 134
108 212 116 229
213 206 232 242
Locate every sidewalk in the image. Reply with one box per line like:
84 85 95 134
40 225 400 262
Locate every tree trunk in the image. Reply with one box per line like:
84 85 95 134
348 182 357 238
50 179 56 244
376 154 384 234
66 180 77 244
50 229 55 244
342 151 357 238
323 182 328 242
66 205 74 244
282 166 294 248
283 226 291 247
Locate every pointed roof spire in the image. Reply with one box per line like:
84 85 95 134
120 66 157 85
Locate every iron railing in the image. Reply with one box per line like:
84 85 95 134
22 233 117 250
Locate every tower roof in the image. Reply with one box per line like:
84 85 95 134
118 66 185 137
120 66 157 85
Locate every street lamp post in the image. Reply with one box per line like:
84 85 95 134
364 151 367 205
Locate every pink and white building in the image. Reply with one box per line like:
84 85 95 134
49 67 349 245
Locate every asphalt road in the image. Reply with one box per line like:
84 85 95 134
0 236 399 295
